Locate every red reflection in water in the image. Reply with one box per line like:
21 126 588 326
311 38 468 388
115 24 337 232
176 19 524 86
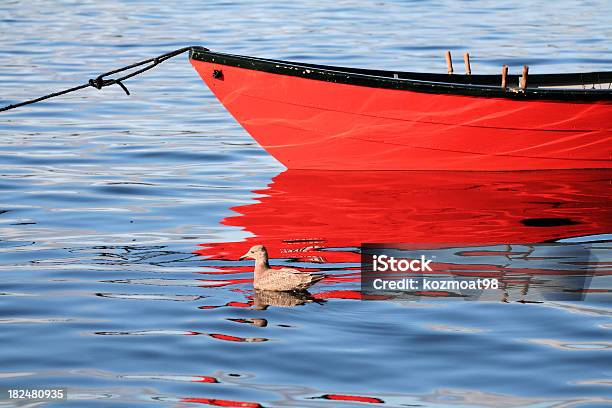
198 301 254 310
177 331 267 342
181 397 263 408
192 376 219 383
197 170 611 262
208 333 267 343
319 393 384 403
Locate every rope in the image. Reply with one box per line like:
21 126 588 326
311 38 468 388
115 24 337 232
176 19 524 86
0 46 207 113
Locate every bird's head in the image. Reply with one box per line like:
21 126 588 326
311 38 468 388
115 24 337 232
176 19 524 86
239 245 268 261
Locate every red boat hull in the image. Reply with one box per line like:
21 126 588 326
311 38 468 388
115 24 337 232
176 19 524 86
191 58 611 171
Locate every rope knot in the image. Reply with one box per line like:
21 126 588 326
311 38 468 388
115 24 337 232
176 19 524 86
88 77 103 90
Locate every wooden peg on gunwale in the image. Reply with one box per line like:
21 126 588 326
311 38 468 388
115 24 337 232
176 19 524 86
464 52 471 75
520 65 529 90
445 51 453 74
501 65 508 90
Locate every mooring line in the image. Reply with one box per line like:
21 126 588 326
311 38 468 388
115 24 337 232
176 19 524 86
0 46 207 113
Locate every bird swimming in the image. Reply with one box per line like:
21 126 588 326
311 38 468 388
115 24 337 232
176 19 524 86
239 245 326 291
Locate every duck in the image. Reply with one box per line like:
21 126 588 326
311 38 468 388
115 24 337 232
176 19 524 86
239 245 326 291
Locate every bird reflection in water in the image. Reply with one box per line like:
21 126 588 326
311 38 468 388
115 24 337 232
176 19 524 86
253 289 325 310
198 289 328 311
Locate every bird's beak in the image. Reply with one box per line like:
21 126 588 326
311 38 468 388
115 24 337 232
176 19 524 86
239 252 250 260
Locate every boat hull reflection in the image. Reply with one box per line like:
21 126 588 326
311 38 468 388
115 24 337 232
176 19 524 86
198 170 611 263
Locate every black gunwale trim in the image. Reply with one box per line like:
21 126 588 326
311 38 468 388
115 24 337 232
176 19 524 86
189 48 612 102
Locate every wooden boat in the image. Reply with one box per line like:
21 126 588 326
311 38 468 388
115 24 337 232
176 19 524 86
190 48 611 171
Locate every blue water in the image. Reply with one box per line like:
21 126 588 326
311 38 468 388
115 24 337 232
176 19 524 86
1 1 611 407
